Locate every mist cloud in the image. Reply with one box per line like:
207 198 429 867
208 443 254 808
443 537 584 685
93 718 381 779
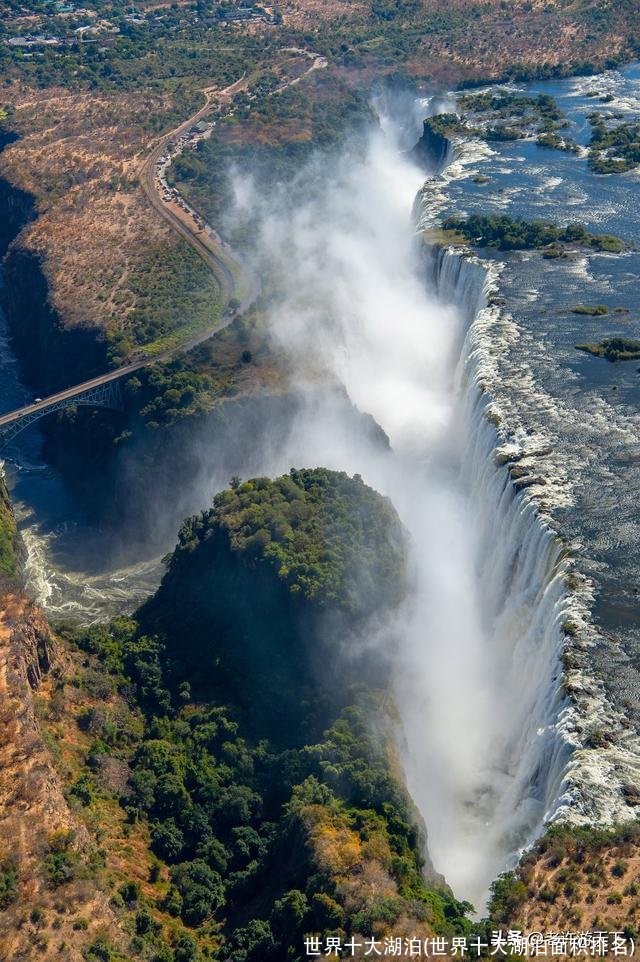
215 107 564 910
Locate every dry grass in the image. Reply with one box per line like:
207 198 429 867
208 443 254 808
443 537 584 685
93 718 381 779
0 594 123 961
514 831 640 932
0 84 181 341
281 0 630 84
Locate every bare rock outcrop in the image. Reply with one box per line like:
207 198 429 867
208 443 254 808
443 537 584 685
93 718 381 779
0 594 122 961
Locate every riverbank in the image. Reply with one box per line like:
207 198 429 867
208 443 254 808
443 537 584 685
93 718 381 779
413 60 640 923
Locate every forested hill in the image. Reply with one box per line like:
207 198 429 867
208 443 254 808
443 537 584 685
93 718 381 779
32 469 473 960
137 468 409 741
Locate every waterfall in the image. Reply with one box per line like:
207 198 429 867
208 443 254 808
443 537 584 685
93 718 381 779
242 119 640 907
392 244 575 908
398 140 640 905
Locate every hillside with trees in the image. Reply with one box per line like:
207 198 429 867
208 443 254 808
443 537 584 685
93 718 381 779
0 479 19 583
1 469 473 960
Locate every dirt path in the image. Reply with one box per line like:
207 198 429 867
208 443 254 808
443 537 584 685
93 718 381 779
139 47 327 316
138 73 253 312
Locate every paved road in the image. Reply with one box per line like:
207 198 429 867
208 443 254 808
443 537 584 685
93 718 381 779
139 75 251 306
1 83 253 431
0 51 326 432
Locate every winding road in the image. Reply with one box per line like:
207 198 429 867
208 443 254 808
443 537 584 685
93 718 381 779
0 50 326 437
139 74 250 308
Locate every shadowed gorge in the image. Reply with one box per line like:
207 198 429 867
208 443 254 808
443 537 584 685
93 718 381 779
2 2 640 954
42 469 473 960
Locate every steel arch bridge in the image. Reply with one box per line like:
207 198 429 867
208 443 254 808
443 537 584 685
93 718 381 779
0 379 124 451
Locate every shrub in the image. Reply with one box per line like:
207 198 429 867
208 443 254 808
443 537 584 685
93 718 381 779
86 939 113 961
135 908 161 936
0 862 18 909
169 860 225 926
118 880 141 905
43 832 78 889
489 872 528 923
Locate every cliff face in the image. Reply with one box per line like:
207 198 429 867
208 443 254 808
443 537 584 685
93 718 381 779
0 595 122 961
0 169 108 395
410 118 452 172
1 244 108 395
0 478 20 586
0 174 34 258
138 467 407 742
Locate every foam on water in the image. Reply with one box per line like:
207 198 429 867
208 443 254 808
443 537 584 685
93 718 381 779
415 128 640 858
2 66 640 916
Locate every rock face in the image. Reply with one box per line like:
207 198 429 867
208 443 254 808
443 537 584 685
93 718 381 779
0 174 34 257
0 173 108 395
11 600 56 690
410 118 452 172
1 244 108 394
0 595 122 961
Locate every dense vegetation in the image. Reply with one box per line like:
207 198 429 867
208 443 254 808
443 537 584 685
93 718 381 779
588 116 640 174
49 470 472 960
0 5 264 111
413 96 578 163
437 91 580 152
1 0 639 104
442 214 624 254
172 468 407 614
124 365 217 430
576 338 640 361
80 308 264 438
107 240 224 363
136 469 408 731
536 131 580 153
459 90 563 122
0 477 19 581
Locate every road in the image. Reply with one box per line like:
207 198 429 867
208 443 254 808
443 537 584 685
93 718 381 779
139 74 252 309
0 50 327 434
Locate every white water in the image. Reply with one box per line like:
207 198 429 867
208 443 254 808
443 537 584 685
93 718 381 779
377 249 573 905
1 105 617 909
0 298 164 622
234 128 577 909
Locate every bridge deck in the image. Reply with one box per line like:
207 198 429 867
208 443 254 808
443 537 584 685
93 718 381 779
0 358 148 429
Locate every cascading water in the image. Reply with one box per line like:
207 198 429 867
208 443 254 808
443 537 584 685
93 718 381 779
377 243 578 907
235 122 584 910
394 250 575 906
4 80 636 913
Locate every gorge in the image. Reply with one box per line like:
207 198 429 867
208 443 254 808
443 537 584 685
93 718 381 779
1 62 640 955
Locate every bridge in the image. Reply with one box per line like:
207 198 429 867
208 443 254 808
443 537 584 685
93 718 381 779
0 362 145 451
0 299 244 452
0 50 324 455
0 294 249 451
